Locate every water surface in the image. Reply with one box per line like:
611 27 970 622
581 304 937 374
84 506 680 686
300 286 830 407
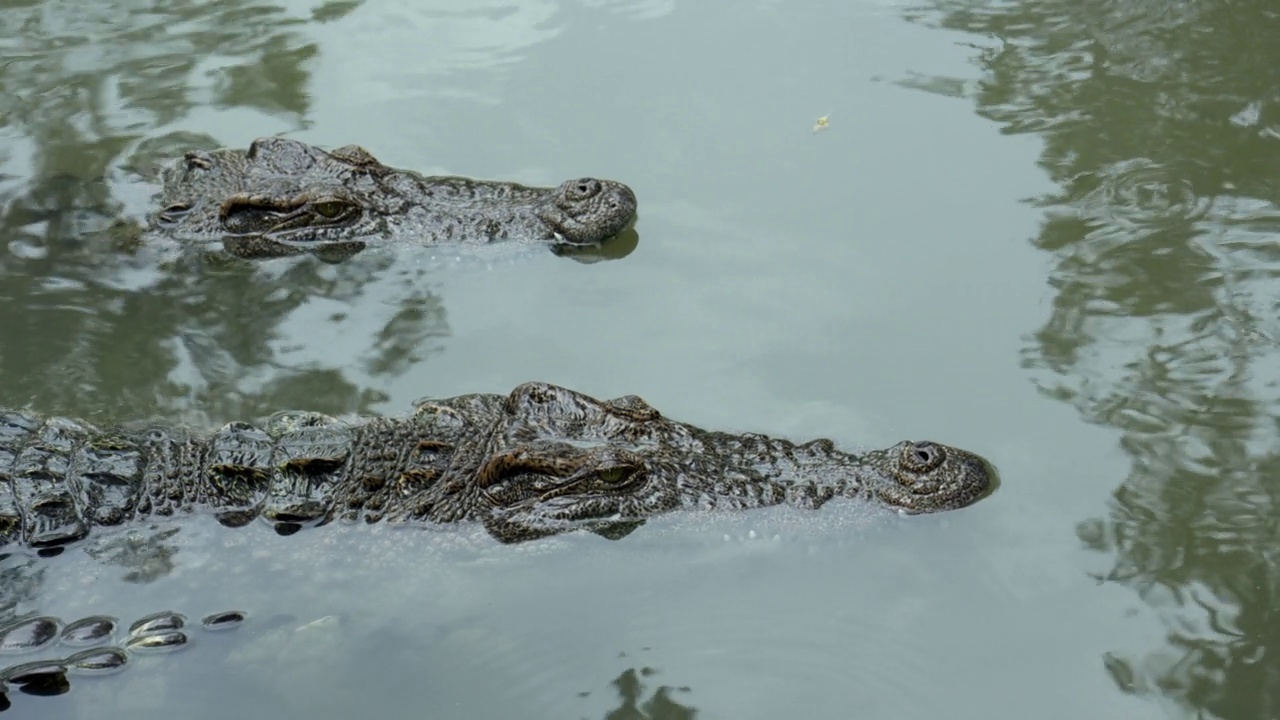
2 0 1274 718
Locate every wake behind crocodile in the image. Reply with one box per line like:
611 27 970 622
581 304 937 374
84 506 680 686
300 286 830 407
0 502 971 717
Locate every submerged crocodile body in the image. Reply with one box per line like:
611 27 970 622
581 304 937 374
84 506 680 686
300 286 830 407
0 382 994 552
146 137 638 259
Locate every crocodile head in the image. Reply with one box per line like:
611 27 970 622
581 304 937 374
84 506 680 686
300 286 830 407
848 440 995 513
149 137 638 252
472 436 992 543
534 178 638 245
209 177 637 247
464 382 994 542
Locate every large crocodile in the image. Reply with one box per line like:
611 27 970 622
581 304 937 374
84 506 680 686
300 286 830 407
145 137 638 259
0 382 994 552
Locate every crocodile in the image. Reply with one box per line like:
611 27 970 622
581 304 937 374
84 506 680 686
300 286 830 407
145 137 638 259
0 382 994 552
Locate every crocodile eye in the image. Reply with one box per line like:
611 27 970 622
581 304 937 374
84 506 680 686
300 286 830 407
313 200 350 219
597 467 628 484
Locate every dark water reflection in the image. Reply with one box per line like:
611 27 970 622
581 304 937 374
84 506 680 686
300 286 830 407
0 225 452 420
601 665 698 720
0 0 418 420
907 0 1280 717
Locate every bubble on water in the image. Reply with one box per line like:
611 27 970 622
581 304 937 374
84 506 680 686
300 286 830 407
61 615 119 647
1 659 68 688
0 616 61 654
202 610 248 631
125 630 189 654
65 646 129 676
128 611 186 636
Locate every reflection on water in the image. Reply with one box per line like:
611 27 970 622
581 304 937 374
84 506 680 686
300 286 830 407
907 0 1280 717
0 0 639 420
0 559 44 620
84 529 183 585
0 0 457 424
0 0 326 188
331 0 561 75
0 227 453 422
598 665 698 720
578 0 676 21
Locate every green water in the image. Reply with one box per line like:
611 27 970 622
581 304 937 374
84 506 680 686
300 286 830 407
0 0 1275 718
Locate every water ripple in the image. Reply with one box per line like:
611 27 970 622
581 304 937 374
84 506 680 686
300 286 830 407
1077 158 1212 233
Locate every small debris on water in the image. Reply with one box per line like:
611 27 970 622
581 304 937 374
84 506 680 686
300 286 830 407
812 114 831 134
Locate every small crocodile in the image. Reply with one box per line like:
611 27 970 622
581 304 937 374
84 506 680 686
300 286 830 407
146 137 638 259
0 382 994 551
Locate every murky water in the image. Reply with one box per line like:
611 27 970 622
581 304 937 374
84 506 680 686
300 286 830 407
0 0 1275 718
